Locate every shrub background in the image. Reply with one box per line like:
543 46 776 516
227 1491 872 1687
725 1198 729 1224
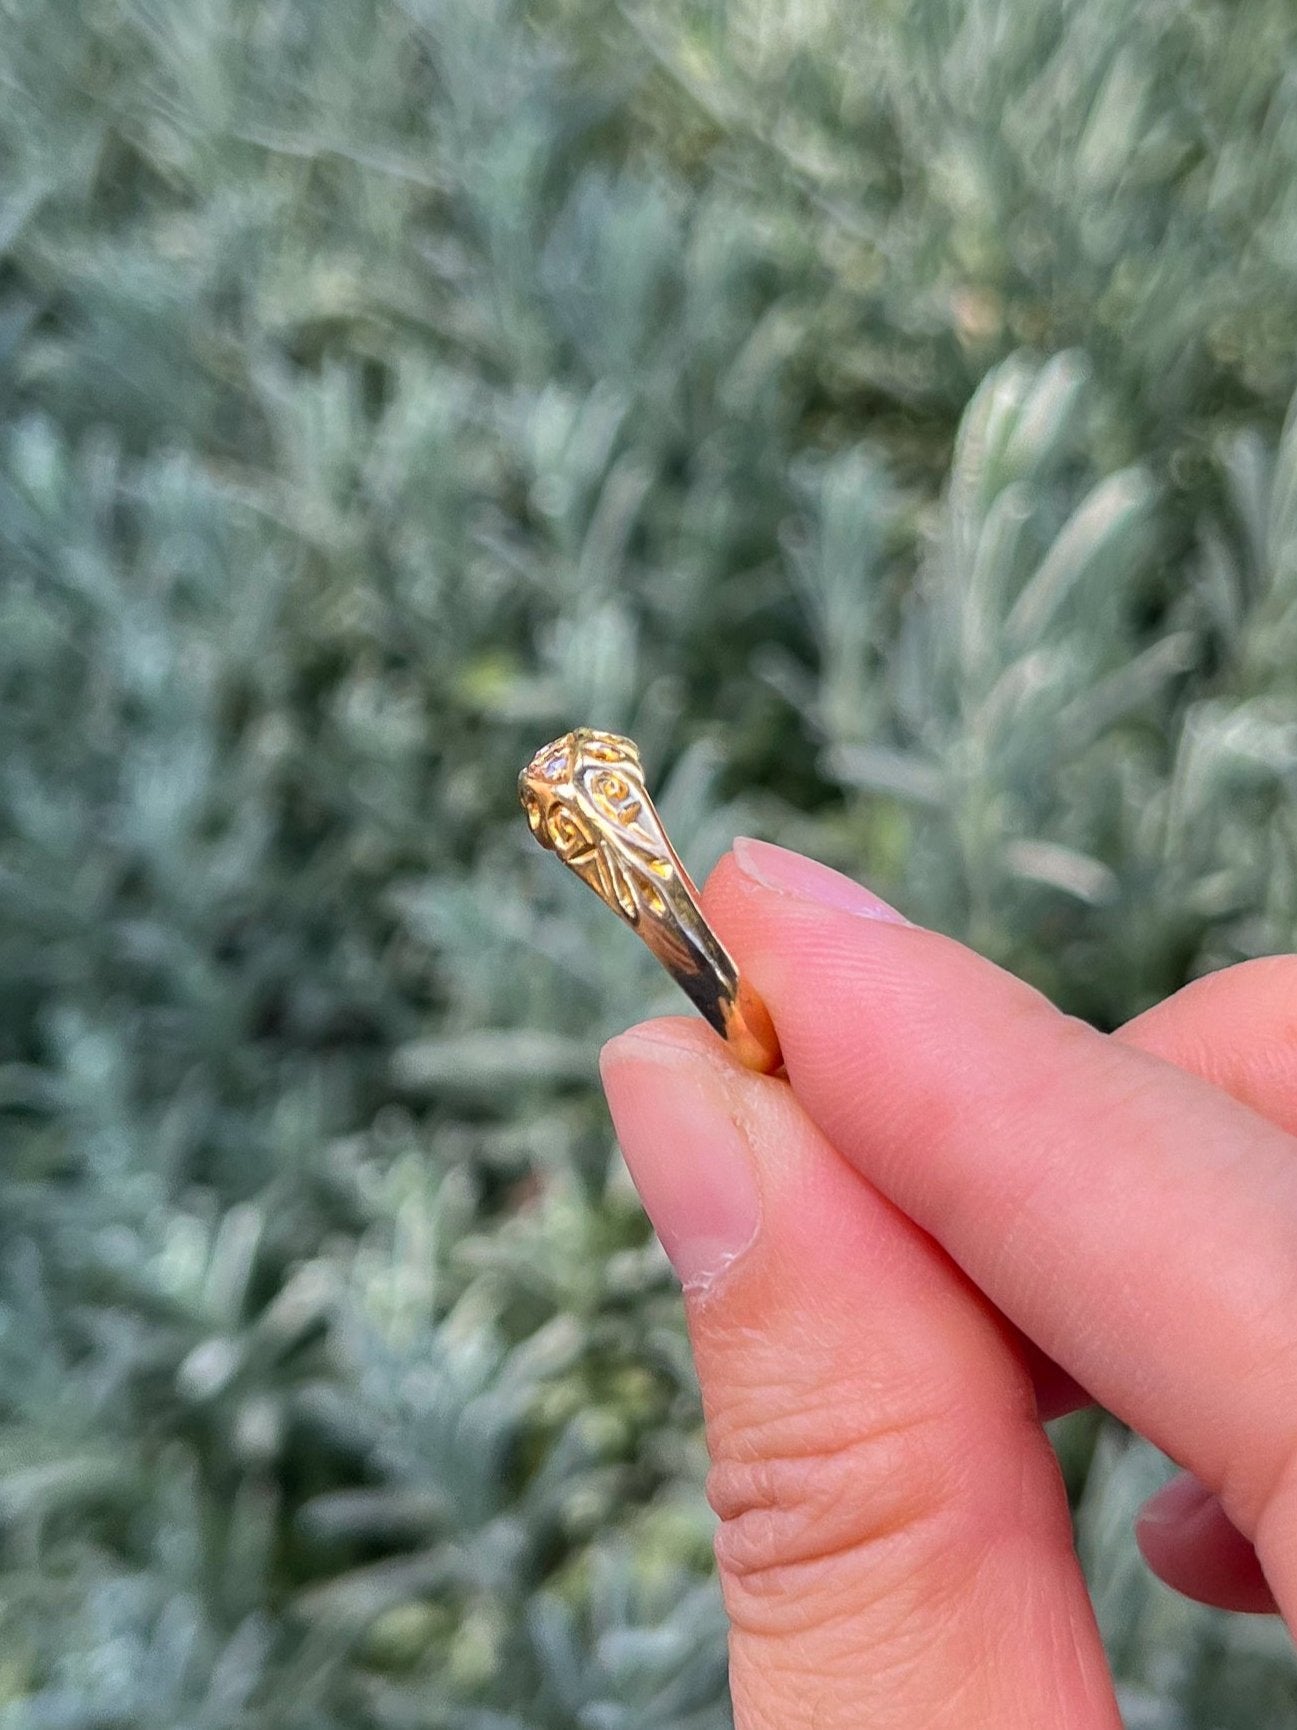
3 1 1297 1723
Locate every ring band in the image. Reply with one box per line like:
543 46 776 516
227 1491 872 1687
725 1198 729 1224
519 729 783 1075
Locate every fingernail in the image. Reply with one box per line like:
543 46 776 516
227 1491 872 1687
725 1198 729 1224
599 1029 761 1292
732 836 909 923
1137 1473 1214 1532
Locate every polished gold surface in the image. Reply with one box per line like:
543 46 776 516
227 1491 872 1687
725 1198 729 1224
518 729 782 1074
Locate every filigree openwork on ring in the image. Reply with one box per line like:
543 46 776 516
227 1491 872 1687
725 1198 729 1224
518 729 782 1074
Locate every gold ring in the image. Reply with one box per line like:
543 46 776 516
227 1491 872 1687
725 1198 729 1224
518 729 782 1075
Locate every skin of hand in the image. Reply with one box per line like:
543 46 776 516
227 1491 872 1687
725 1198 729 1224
599 838 1297 1730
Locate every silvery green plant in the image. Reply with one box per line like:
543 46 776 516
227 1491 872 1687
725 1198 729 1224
0 0 1296 1723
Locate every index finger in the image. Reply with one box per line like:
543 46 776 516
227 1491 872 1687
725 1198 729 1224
703 840 1297 1619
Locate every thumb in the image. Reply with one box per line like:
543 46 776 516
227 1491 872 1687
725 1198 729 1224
600 1020 1121 1730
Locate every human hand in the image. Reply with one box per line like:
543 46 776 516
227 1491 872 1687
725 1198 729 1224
600 839 1297 1729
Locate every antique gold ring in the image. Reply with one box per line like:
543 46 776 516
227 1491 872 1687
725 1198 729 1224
518 729 783 1075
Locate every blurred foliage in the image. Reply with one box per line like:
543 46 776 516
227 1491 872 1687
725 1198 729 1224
1 0 1296 1722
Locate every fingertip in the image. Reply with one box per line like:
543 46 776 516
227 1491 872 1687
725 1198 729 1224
702 841 911 933
697 845 746 927
599 1014 726 1076
1136 1474 1279 1615
731 836 911 923
701 842 945 1092
598 1017 764 1294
